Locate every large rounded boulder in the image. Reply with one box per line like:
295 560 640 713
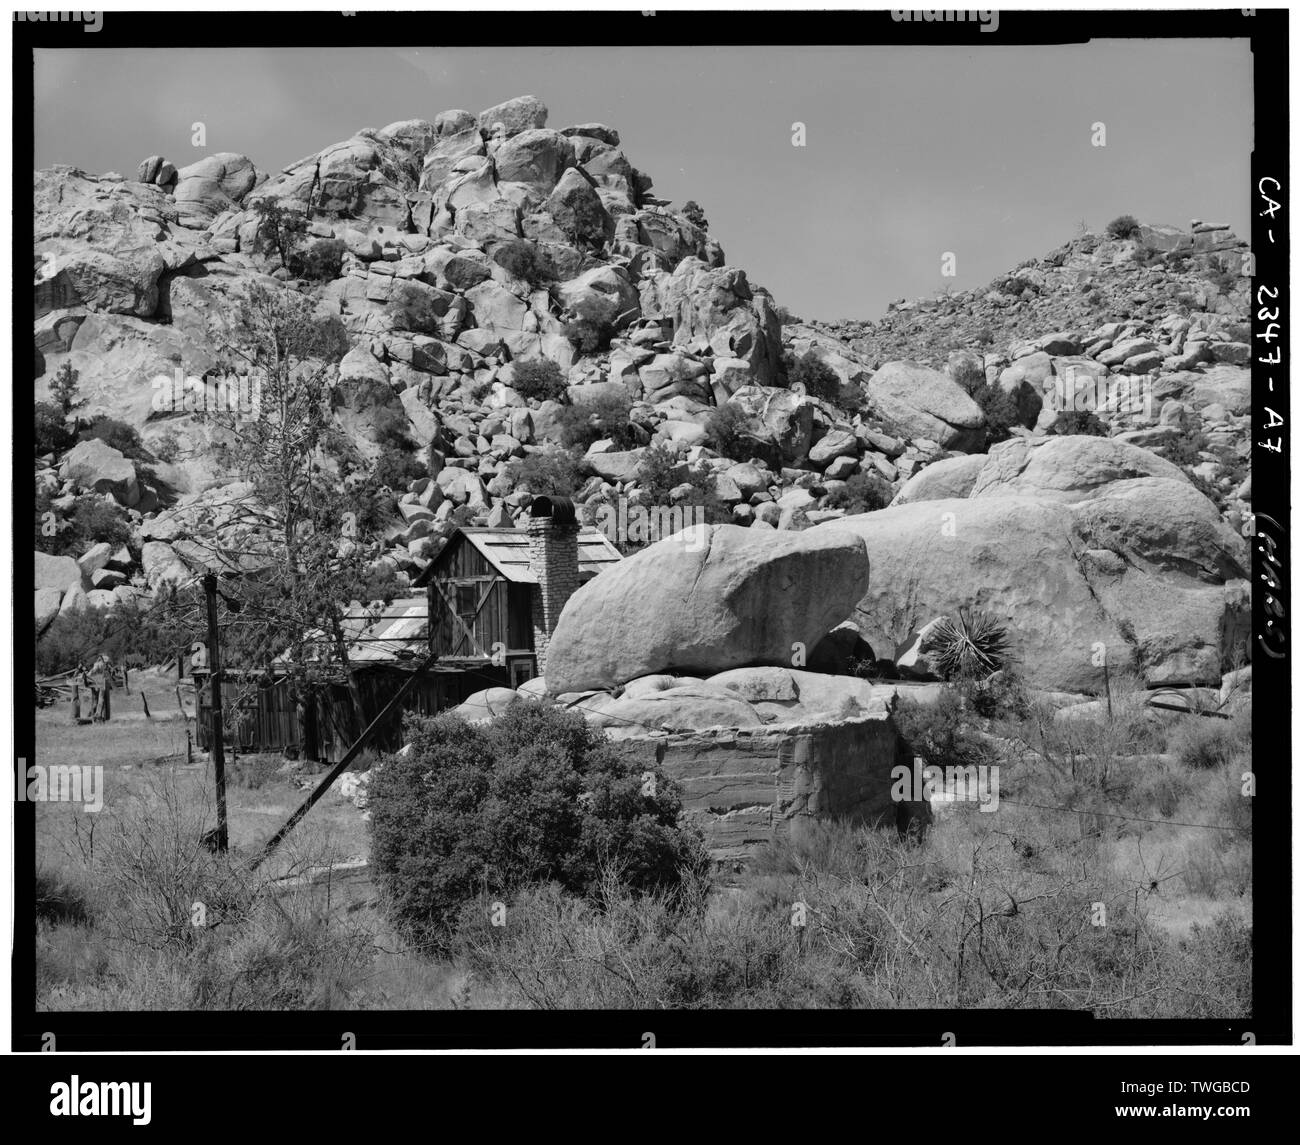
824 477 1248 692
544 523 871 694
866 360 986 451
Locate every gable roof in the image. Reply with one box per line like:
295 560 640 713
413 526 623 587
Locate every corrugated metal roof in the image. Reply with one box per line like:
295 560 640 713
278 597 429 664
450 526 623 584
344 597 429 662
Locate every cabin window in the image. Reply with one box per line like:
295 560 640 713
455 583 478 618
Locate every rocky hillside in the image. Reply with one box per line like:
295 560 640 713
32 95 1253 691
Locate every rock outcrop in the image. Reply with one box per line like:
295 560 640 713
544 523 870 694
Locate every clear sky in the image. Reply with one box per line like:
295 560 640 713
34 39 1253 320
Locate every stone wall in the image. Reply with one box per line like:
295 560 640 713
614 697 927 861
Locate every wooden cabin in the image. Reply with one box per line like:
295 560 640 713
413 498 623 689
195 499 622 762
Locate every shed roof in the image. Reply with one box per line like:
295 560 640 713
414 526 623 587
277 597 429 665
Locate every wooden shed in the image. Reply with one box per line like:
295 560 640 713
413 516 623 689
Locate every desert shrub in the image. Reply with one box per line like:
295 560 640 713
1106 214 1141 240
506 448 583 497
512 357 568 402
926 608 1011 681
36 493 134 559
947 352 986 392
565 316 615 356
965 668 1033 722
371 406 415 452
372 446 427 491
386 281 443 335
555 390 635 450
706 401 762 462
35 401 74 455
36 868 91 927
970 380 1026 447
80 417 149 461
972 325 994 346
636 445 731 524
1053 410 1109 437
492 239 554 287
681 200 708 231
1168 717 1243 771
892 686 996 776
822 471 894 514
35 600 183 676
227 753 282 791
783 350 840 401
369 702 710 952
1162 430 1209 467
288 237 346 282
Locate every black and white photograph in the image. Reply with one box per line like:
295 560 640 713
8 1 1293 1091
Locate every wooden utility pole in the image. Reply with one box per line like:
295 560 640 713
203 573 229 853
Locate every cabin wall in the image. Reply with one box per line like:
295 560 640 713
428 541 533 659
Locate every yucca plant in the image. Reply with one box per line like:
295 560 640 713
928 607 1011 681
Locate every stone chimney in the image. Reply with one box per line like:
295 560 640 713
526 496 580 673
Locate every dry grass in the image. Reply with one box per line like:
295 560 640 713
31 672 1251 1016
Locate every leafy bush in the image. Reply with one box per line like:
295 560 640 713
926 608 1012 681
946 352 986 392
369 702 710 952
1162 430 1209 467
681 200 708 231
35 601 185 675
35 401 73 455
288 237 346 282
511 357 568 402
1053 410 1109 437
972 325 994 346
636 445 732 523
892 686 996 776
80 417 149 461
554 390 635 451
386 281 443 336
966 668 1033 721
1168 718 1243 771
372 446 427 491
36 493 134 558
783 351 840 401
1106 214 1141 240
706 401 762 462
506 448 583 497
822 471 894 514
970 380 1027 447
371 407 415 452
492 240 554 287
565 316 615 356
